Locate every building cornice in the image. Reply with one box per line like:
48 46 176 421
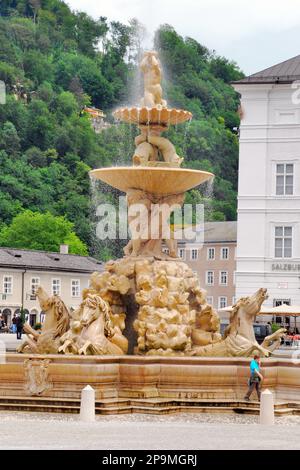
236 271 300 277
238 195 300 200
232 83 275 93
0 264 98 274
240 124 300 130
239 138 300 143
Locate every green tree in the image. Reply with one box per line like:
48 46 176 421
0 121 20 157
0 210 88 255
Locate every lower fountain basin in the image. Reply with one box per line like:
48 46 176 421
90 167 213 195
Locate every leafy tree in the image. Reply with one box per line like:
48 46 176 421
24 146 47 167
0 210 88 255
0 121 20 156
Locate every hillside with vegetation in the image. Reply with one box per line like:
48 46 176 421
0 0 243 259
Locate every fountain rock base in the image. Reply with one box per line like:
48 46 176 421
90 256 217 356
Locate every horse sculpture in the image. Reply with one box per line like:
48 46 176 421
17 286 70 354
58 292 127 355
190 288 286 357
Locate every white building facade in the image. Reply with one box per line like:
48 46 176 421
233 56 300 321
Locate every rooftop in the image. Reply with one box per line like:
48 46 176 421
203 221 237 243
176 221 237 244
0 247 103 273
232 54 300 85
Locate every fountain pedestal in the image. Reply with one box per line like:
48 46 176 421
1 354 300 415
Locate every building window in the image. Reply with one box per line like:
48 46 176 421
221 247 229 260
178 248 185 260
219 271 228 286
218 297 227 309
206 271 214 286
31 277 40 295
207 247 215 260
3 276 12 295
276 163 294 195
206 296 213 306
71 279 80 297
275 226 292 258
191 249 198 260
232 296 237 306
52 278 61 296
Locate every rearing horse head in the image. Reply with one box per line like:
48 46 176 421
80 293 114 337
225 288 268 337
232 288 268 318
36 286 51 311
36 286 70 339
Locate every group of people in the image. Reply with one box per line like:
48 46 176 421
0 313 23 339
0 315 8 333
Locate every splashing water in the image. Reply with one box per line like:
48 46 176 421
89 176 127 260
203 177 215 222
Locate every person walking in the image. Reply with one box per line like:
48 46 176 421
12 313 17 334
16 314 23 340
244 354 263 401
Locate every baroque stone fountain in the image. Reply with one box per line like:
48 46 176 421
1 51 293 409
18 51 285 359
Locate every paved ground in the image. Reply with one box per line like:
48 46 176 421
0 411 299 449
0 332 22 351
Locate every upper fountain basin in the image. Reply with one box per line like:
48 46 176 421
90 167 213 195
113 107 192 127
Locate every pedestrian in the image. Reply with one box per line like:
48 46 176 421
16 314 23 340
12 313 17 334
244 354 263 401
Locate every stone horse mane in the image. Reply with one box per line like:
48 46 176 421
82 294 114 337
50 296 70 339
224 296 250 338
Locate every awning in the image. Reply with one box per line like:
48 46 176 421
219 303 300 316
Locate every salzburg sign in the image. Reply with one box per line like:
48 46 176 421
272 263 300 272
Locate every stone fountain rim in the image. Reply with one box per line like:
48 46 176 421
112 106 193 126
89 166 214 195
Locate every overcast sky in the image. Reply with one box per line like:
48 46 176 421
66 0 300 75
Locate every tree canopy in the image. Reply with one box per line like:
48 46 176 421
0 209 88 254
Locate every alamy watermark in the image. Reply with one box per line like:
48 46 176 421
95 197 205 247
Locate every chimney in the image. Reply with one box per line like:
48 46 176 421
60 244 69 255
